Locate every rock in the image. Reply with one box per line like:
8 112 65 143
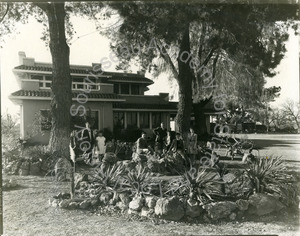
229 212 237 220
91 200 99 207
236 199 249 211
248 193 285 216
140 207 154 218
51 199 60 207
59 200 71 209
116 201 128 210
129 196 144 211
154 196 185 221
99 192 113 205
128 208 139 215
30 161 41 175
119 192 131 205
79 200 91 209
145 196 158 209
19 161 30 176
74 173 89 189
79 181 89 189
68 202 79 209
203 201 237 220
186 199 202 218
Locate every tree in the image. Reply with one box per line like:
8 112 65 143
1 2 104 159
282 99 300 133
99 2 298 138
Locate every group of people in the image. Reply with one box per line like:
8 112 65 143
70 121 117 164
136 122 199 164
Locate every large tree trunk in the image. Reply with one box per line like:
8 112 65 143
175 25 193 141
193 103 208 139
46 3 72 158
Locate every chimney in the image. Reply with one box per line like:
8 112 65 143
92 63 102 72
18 51 26 65
23 57 35 66
137 70 145 76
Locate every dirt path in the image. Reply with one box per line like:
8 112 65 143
3 175 300 236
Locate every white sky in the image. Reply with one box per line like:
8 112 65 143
1 16 299 118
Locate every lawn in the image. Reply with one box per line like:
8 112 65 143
3 173 300 236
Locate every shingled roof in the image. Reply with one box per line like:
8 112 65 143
14 65 153 84
10 90 125 101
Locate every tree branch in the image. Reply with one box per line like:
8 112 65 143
0 3 9 24
34 2 50 13
156 39 179 80
201 47 218 67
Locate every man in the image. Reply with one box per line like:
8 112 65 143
153 122 167 152
136 131 150 154
81 121 95 163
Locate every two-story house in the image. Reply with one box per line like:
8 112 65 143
9 52 178 144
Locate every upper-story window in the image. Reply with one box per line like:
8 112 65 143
131 84 140 95
31 75 52 89
120 83 130 94
72 77 100 91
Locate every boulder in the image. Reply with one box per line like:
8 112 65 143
229 212 237 220
236 199 249 211
99 192 113 205
248 193 285 216
154 196 185 221
68 202 79 209
74 173 89 189
186 199 202 218
203 201 237 220
129 196 144 211
59 200 71 209
116 201 128 210
141 207 154 218
145 196 158 209
79 200 91 209
223 173 237 183
51 199 60 207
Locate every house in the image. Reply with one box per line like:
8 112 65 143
9 52 178 144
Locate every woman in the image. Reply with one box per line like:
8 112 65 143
187 127 198 164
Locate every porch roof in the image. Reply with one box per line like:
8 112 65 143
9 90 125 101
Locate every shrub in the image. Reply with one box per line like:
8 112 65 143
123 165 152 197
91 163 126 193
243 155 285 194
166 167 222 204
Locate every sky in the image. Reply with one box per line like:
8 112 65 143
1 15 299 119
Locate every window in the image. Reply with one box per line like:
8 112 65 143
72 77 99 91
152 112 162 128
114 83 119 94
139 112 149 128
113 112 124 129
31 75 51 89
131 84 140 95
120 83 130 94
40 110 52 131
127 112 137 128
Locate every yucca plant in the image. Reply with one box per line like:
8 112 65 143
91 162 126 193
166 167 222 204
244 155 286 193
123 165 152 196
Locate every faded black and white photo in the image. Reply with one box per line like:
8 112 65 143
1 1 299 235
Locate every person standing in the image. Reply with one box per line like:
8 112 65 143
187 127 198 164
95 131 106 160
168 132 185 160
153 122 167 153
81 121 95 163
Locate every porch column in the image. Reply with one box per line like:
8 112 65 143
149 112 152 129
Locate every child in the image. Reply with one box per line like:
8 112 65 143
95 131 106 161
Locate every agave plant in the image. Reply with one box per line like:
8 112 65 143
166 167 222 204
123 165 152 196
243 155 286 193
91 162 126 193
